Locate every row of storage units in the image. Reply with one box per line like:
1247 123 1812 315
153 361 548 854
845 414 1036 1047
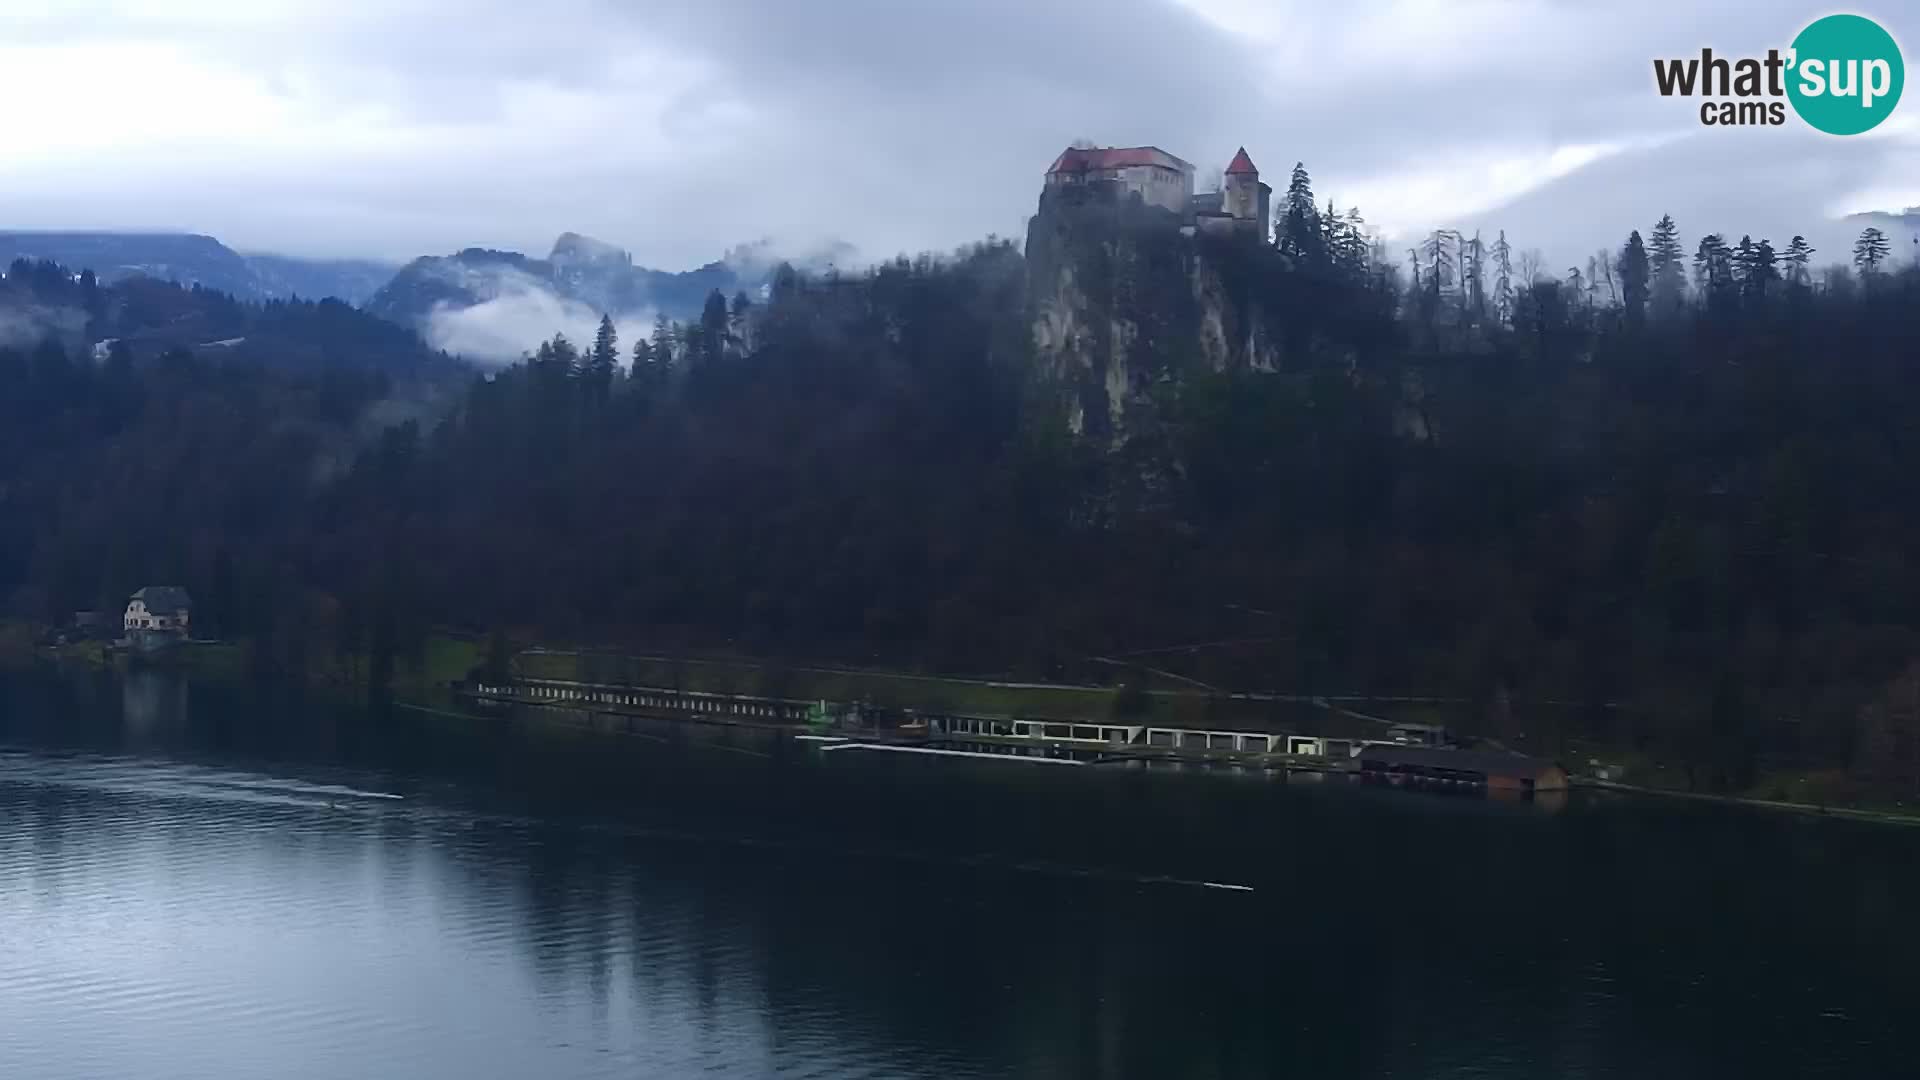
928 714 1351 758
474 681 812 723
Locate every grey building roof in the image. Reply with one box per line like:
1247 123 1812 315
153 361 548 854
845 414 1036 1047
1358 745 1560 777
130 586 193 613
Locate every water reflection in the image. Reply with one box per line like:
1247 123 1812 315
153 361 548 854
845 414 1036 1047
121 665 189 739
0 667 1917 1079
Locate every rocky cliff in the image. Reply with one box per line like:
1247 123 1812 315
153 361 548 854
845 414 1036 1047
1024 192 1284 444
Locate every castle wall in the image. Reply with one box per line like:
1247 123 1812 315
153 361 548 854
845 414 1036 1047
1049 164 1192 215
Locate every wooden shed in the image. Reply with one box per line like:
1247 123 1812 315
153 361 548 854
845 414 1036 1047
1357 746 1568 795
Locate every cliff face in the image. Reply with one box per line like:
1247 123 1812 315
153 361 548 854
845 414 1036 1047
1025 194 1282 443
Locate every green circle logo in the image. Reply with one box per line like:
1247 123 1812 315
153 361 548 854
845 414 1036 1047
1787 14 1904 135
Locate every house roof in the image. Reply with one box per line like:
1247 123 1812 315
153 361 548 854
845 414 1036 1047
1048 146 1191 175
1358 745 1560 778
1225 147 1259 176
131 586 192 612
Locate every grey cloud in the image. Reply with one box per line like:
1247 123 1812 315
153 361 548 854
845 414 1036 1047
1458 126 1913 276
1 0 1914 275
0 304 89 351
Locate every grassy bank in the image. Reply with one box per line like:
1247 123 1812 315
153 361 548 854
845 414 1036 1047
514 649 1336 730
0 617 479 705
1580 776 1920 827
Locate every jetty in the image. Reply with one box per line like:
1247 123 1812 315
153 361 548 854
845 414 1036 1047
452 676 1390 773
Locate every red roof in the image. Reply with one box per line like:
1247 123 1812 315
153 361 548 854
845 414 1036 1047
1047 146 1190 175
1224 147 1259 176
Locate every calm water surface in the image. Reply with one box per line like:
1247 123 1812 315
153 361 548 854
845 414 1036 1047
0 667 1915 1079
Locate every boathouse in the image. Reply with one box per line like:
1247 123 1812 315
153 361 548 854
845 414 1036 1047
1357 746 1568 793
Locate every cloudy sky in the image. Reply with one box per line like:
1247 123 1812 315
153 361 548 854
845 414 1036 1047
2 0 1916 272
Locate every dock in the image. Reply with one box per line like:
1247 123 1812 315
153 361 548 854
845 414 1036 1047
451 677 1370 774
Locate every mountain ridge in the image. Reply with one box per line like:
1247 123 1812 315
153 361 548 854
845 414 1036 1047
0 231 396 305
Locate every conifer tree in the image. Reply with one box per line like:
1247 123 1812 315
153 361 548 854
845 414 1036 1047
1618 230 1650 322
699 289 730 364
1648 213 1686 310
584 314 618 403
1747 238 1778 299
1694 234 1734 301
1783 235 1815 287
1854 227 1891 275
1279 163 1322 265
1492 230 1515 325
650 313 677 374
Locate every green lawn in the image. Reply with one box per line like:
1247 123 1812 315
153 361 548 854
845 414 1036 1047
401 636 483 694
514 650 1324 728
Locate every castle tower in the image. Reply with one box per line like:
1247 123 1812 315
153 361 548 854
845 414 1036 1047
1222 148 1271 233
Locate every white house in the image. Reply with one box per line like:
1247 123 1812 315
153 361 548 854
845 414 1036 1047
124 586 192 637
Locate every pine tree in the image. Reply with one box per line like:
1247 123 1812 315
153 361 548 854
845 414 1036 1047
629 338 653 382
1748 238 1778 299
1421 230 1455 308
1693 234 1733 300
1279 163 1322 265
1341 207 1371 279
591 314 618 371
1731 235 1756 287
584 314 618 403
1648 213 1685 311
1853 227 1891 275
1492 230 1515 325
1783 235 1815 287
534 333 580 379
1618 230 1650 322
1463 231 1487 322
1320 198 1344 267
699 289 730 364
650 313 677 374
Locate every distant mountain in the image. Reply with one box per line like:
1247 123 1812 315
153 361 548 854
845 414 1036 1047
1844 207 1920 250
365 233 857 360
0 231 397 305
0 254 448 376
239 252 400 306
367 233 738 331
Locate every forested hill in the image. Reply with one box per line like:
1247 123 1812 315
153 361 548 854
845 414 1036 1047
0 255 452 374
0 232 395 305
6 185 1920 794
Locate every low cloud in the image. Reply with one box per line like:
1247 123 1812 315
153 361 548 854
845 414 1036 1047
422 264 653 366
0 303 89 351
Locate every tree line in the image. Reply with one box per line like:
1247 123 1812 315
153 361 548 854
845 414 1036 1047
4 184 1920 794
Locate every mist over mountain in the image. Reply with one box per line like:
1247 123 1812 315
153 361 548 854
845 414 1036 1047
0 232 396 305
0 253 446 377
367 233 856 363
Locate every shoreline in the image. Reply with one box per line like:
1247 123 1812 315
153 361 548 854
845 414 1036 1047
13 619 1920 829
1576 776 1920 828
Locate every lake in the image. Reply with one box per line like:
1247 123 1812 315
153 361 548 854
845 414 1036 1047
0 666 1914 1079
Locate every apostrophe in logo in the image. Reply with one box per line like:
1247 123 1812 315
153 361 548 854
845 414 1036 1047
1652 13 1904 134
1787 14 1903 135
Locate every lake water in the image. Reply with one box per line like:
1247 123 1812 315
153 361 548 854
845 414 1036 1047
0 666 1915 1079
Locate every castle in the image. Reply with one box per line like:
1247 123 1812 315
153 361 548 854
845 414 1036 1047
1042 144 1271 236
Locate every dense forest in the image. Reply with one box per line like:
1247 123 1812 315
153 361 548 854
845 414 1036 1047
4 174 1920 793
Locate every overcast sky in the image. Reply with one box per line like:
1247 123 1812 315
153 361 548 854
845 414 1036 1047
2 0 1916 272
